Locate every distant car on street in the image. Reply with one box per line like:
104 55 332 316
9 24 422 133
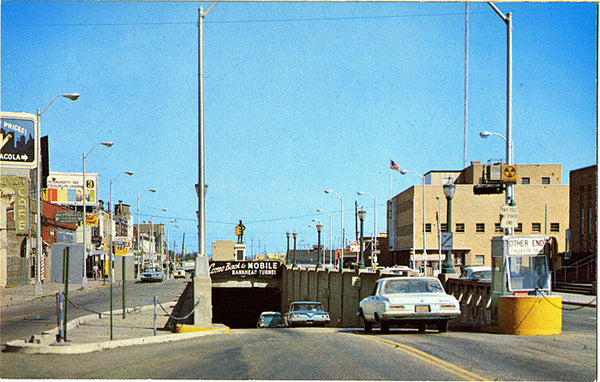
256 311 285 328
378 266 422 277
173 269 186 279
461 266 492 282
284 301 330 327
141 267 165 282
359 276 461 333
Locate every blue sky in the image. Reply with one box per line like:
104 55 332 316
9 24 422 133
2 1 596 256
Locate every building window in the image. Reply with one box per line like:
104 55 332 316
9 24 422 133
441 223 448 232
476 223 485 233
475 255 485 265
542 177 550 185
456 223 465 233
550 223 560 232
515 223 523 233
495 223 503 233
532 223 542 233
455 253 465 266
521 177 530 185
425 223 432 233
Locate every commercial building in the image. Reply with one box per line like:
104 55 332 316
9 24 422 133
387 162 569 275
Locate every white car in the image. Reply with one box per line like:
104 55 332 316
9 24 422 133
141 267 165 282
284 302 330 327
359 277 461 333
173 269 186 279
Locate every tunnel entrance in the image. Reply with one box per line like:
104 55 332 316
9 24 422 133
212 287 281 328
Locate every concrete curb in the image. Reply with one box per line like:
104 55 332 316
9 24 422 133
4 304 230 354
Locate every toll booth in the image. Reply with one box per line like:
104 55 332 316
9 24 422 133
491 235 561 335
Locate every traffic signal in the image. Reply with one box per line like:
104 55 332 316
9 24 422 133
473 183 504 195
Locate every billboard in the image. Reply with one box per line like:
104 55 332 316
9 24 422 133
45 171 99 207
0 112 37 168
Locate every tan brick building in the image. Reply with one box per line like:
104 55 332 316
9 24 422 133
387 163 569 275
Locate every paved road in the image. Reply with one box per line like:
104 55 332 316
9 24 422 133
1 280 596 380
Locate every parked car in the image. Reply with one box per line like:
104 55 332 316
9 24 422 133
141 267 165 282
284 301 330 327
461 266 492 282
358 276 461 333
173 269 186 279
256 311 285 328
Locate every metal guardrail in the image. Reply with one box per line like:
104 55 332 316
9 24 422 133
445 278 494 327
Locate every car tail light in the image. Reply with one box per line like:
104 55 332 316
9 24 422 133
390 305 405 309
440 304 456 310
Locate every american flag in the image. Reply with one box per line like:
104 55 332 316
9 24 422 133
390 160 400 172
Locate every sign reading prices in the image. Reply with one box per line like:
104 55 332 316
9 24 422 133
0 112 37 168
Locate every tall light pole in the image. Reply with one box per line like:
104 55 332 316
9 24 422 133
136 189 156 278
292 232 297 267
316 209 333 266
82 141 113 285
316 222 323 268
108 170 133 339
197 1 217 270
357 191 377 269
400 170 428 275
324 189 344 269
35 93 80 295
487 1 514 211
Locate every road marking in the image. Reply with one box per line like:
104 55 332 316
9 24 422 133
355 334 489 381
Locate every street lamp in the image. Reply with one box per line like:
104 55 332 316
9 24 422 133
357 191 377 269
487 1 515 212
82 141 113 285
357 208 366 269
136 189 156 279
35 93 80 295
316 222 323 268
324 189 344 269
442 182 456 274
286 232 291 265
316 209 333 267
108 170 133 339
400 170 428 275
292 232 297 267
479 130 507 141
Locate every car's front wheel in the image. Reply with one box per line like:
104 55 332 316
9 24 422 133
437 320 448 333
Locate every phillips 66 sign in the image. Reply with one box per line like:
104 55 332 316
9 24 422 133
0 112 38 168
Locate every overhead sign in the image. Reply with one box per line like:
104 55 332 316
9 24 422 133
209 261 280 278
0 176 30 235
45 171 99 207
500 204 518 228
502 165 517 183
0 112 37 168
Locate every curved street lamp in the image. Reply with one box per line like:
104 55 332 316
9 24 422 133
35 93 80 295
442 182 456 274
82 141 113 285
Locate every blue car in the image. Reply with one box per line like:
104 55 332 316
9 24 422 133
284 301 330 327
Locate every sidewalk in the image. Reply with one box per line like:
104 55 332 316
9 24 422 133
2 280 229 354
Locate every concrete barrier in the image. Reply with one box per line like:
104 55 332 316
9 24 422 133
498 295 562 335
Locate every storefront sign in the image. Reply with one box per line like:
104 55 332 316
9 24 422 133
0 175 29 235
0 112 37 168
209 261 280 278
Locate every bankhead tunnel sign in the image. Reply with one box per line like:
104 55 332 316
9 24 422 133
0 112 37 168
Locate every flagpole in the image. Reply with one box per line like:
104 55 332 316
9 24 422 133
389 157 392 201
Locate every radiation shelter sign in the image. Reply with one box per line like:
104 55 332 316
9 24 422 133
0 112 38 168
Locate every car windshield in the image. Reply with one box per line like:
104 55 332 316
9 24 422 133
382 279 444 294
471 270 492 280
262 314 283 325
293 303 322 311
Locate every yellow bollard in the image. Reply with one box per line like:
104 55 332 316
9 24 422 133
498 295 562 335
